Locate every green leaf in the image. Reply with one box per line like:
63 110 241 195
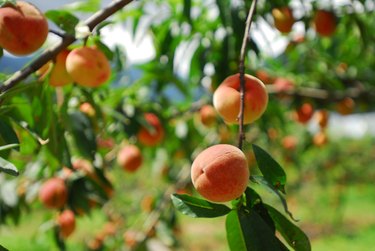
0 143 19 152
226 208 287 251
0 244 9 251
93 39 114 60
0 157 19 176
171 193 231 218
45 10 79 35
265 205 311 251
0 118 19 151
252 144 287 194
0 0 16 8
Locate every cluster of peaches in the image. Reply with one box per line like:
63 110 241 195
272 6 337 37
0 1 111 88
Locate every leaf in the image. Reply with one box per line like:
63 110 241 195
0 143 19 152
0 157 19 176
0 244 9 251
226 208 288 251
0 0 16 8
0 118 19 150
45 10 79 35
252 144 287 194
93 39 114 60
265 204 311 251
171 193 231 218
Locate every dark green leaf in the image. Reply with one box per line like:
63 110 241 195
0 0 16 8
45 10 79 34
0 244 9 251
265 205 311 251
171 193 231 218
93 39 114 60
0 118 19 151
252 144 287 194
226 208 287 251
0 157 19 176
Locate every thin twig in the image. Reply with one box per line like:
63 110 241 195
0 0 134 94
238 0 258 150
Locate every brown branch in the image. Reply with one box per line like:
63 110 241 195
0 0 134 94
238 0 258 150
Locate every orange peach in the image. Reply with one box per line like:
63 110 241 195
255 69 274 85
57 210 76 239
313 10 337 37
315 110 329 129
66 46 111 87
199 104 217 127
0 1 48 55
138 113 164 146
213 74 268 124
79 102 96 117
49 49 73 87
293 103 314 124
117 145 143 172
282 135 298 151
313 131 328 147
39 177 67 209
272 7 295 34
191 144 249 202
336 97 355 115
35 61 53 81
273 77 295 92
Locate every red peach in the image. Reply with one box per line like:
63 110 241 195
293 103 314 124
282 135 298 151
315 110 329 129
138 113 165 146
39 177 67 209
117 145 143 172
272 7 295 34
49 49 73 87
213 74 268 124
313 10 337 37
336 97 355 115
199 104 217 127
57 210 76 239
66 46 111 87
191 144 249 202
0 1 49 55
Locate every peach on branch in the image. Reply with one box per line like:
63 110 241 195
313 10 337 37
117 145 143 172
66 46 111 87
213 74 268 125
57 210 76 239
137 113 165 146
199 104 217 127
336 97 355 115
49 49 73 87
293 103 314 124
315 110 329 129
0 1 48 55
191 144 249 202
39 177 67 209
272 7 295 34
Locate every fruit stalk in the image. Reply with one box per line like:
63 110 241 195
0 0 134 94
238 0 258 150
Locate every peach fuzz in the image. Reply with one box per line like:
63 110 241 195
191 144 249 202
272 7 295 34
57 210 76 239
117 145 143 172
0 1 48 55
66 46 111 87
49 49 73 87
313 10 337 37
138 113 165 146
39 177 67 209
213 74 268 125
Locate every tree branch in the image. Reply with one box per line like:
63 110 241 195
238 0 258 150
0 0 134 94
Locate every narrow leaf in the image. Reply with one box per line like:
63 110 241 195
0 157 19 176
45 10 79 35
0 244 9 251
171 194 231 218
0 118 19 151
265 204 311 251
0 144 19 152
252 144 287 193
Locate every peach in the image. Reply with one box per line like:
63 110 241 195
213 74 268 124
199 104 217 127
66 46 111 87
191 144 249 202
137 113 164 146
315 110 329 129
49 49 73 87
313 131 328 147
313 10 337 37
57 210 76 239
336 97 355 115
273 77 295 92
0 1 48 55
272 7 295 34
35 61 53 81
117 145 143 172
293 103 314 124
282 135 298 151
79 102 96 117
39 177 67 209
255 69 273 85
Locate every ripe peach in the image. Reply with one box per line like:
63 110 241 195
293 103 314 124
272 7 295 34
313 10 337 37
315 110 329 129
213 74 268 124
36 61 53 81
39 177 67 209
49 49 73 87
117 145 143 172
255 69 273 85
79 102 96 117
273 77 295 92
282 135 298 151
66 46 111 87
199 104 217 127
0 1 48 55
138 113 164 146
191 144 249 202
57 210 76 239
336 97 355 115
313 131 328 147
